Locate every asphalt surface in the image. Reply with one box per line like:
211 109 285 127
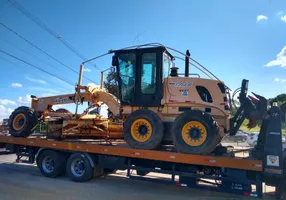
0 143 281 200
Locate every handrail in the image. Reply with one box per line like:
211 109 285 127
177 73 200 78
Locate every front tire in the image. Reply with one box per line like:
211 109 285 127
123 109 164 150
8 106 37 137
172 110 220 154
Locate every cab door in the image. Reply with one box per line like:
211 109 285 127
134 48 163 107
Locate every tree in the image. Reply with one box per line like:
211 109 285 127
268 93 286 125
269 93 286 106
280 101 286 113
103 67 119 116
103 67 119 98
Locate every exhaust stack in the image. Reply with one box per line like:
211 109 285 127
185 50 190 77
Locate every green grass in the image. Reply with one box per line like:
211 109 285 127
239 119 286 135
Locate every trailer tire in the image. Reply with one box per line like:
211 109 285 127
66 153 94 182
37 150 67 178
123 109 164 150
172 110 220 154
8 106 37 137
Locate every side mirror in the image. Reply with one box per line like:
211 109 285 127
112 55 118 66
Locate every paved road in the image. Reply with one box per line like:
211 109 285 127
0 153 269 200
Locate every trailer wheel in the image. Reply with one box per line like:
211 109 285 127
66 153 93 182
123 109 164 150
8 106 37 137
172 110 220 154
37 150 67 178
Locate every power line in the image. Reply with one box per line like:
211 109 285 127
8 0 100 71
0 36 61 69
0 37 72 87
0 22 97 84
0 49 75 86
0 54 57 87
0 36 79 81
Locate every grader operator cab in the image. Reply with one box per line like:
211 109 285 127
7 44 267 155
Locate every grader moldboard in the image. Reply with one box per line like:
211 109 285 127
7 44 267 155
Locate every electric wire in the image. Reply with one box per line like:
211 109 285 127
0 54 53 86
0 49 75 86
0 36 66 72
0 22 97 84
8 0 100 71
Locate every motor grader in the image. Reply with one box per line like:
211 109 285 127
7 44 267 155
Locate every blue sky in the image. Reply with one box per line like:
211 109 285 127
0 0 286 120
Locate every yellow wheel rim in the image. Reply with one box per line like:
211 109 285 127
12 113 26 131
131 119 152 142
182 121 207 146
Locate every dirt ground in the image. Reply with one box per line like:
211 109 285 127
0 152 282 200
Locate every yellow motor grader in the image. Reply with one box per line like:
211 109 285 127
7 44 267 154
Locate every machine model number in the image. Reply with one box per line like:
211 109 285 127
169 82 193 87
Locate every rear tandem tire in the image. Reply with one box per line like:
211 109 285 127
66 153 94 182
123 109 164 150
8 106 37 137
37 150 67 178
172 110 221 155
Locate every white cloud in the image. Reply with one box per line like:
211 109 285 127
83 68 91 72
0 105 13 119
10 83 23 88
0 99 16 106
17 95 31 105
281 15 286 23
274 78 286 83
87 83 100 87
256 15 268 23
25 76 47 84
265 46 286 67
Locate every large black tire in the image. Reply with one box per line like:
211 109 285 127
8 106 37 137
123 109 164 150
37 150 67 178
172 110 220 154
66 153 94 182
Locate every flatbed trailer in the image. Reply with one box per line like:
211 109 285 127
0 105 285 199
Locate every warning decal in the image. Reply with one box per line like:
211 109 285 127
182 91 188 97
267 155 279 167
